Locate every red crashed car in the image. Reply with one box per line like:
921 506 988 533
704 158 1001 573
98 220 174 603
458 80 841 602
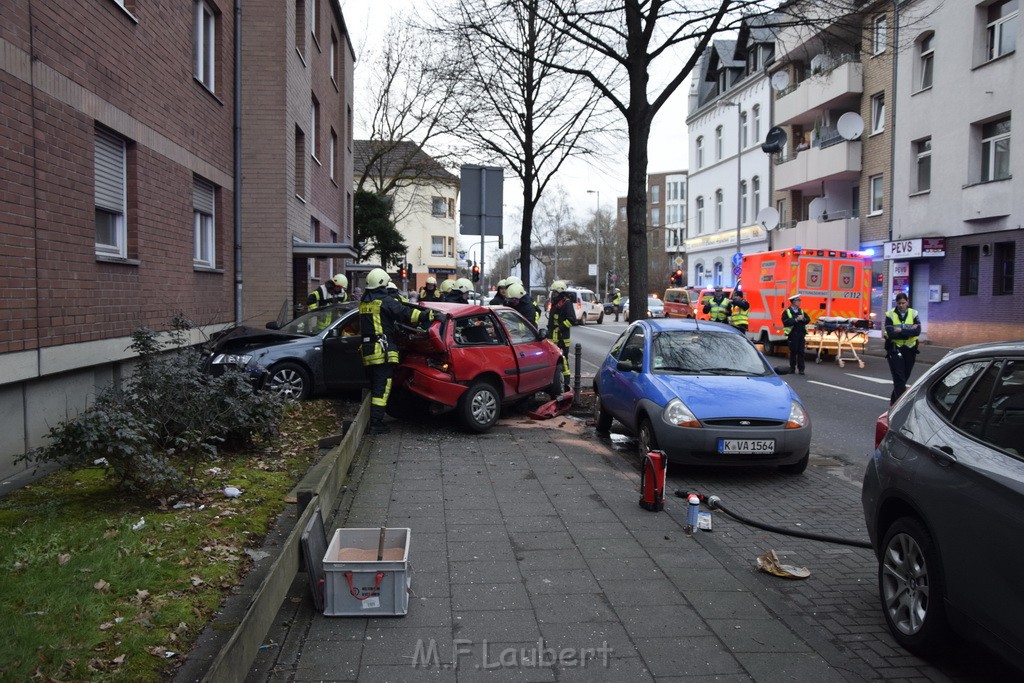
391 302 564 432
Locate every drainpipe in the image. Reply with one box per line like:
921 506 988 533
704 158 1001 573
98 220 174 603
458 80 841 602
233 0 243 323
887 0 899 244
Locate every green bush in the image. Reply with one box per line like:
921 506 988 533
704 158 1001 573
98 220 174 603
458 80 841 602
18 317 284 498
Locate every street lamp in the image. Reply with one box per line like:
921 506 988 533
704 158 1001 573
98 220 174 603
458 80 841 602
587 189 600 300
719 100 742 287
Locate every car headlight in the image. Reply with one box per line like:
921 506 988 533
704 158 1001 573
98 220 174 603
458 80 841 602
212 353 253 367
785 400 809 429
663 398 701 428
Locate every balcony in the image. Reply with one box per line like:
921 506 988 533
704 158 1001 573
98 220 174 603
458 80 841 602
774 139 862 192
772 216 860 251
961 177 1012 222
775 59 863 127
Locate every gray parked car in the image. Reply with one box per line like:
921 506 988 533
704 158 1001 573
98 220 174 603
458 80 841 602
861 341 1024 671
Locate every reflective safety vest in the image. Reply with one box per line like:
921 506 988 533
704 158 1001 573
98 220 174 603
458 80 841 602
885 308 920 348
730 302 749 327
782 307 803 335
358 290 430 366
707 297 731 323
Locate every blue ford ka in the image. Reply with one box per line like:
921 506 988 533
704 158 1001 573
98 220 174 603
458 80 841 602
593 319 812 473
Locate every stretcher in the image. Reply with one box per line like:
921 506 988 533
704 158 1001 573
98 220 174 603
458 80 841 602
807 317 871 368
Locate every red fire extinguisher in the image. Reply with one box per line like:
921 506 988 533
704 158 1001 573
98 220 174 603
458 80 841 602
639 450 668 512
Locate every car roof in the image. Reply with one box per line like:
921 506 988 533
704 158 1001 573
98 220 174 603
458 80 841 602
636 318 742 335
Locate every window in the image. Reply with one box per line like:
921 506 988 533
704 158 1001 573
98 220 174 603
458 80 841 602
777 198 787 223
982 117 1011 181
740 181 748 224
713 261 723 286
952 359 1024 454
307 218 319 278
696 196 705 232
431 197 446 217
295 0 305 59
918 33 934 90
914 138 932 192
715 126 723 160
740 111 748 148
310 0 319 42
930 360 989 418
330 30 338 84
431 236 444 256
987 0 1018 61
752 105 761 142
695 263 705 287
752 176 760 213
294 125 305 198
193 177 216 267
651 184 660 203
447 236 454 256
871 93 885 134
448 197 456 218
714 189 723 229
961 245 980 295
329 129 337 180
696 136 704 168
194 1 216 91
95 128 127 257
872 14 887 54
994 242 1015 294
328 230 336 275
869 174 884 214
310 95 319 160
651 207 661 226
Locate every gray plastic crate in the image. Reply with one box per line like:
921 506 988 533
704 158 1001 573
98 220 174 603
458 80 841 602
322 527 411 617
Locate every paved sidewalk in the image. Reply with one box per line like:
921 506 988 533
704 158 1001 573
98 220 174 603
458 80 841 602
251 416 863 682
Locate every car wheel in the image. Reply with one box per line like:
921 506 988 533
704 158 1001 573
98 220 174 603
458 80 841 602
777 449 809 474
638 416 659 459
761 333 776 356
459 381 501 432
878 516 949 656
266 362 311 401
579 312 587 326
594 392 613 434
597 311 604 324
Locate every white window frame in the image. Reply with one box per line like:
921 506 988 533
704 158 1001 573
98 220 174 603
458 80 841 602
914 138 932 192
651 207 661 226
714 189 723 229
871 93 885 134
431 197 447 217
715 126 723 160
872 14 887 54
752 105 761 143
310 96 319 161
696 136 704 168
918 33 934 90
869 174 884 215
329 129 337 180
95 128 127 258
987 0 1019 61
651 184 660 203
713 261 724 287
330 30 338 84
740 111 748 149
695 263 705 288
696 196 705 233
307 218 318 278
752 176 760 213
981 117 1011 182
310 0 318 42
740 180 748 224
194 0 215 91
431 235 445 256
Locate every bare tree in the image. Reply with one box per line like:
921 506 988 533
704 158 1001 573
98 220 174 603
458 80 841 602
438 0 614 292
529 185 580 286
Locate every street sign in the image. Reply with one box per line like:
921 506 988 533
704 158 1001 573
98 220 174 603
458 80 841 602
733 265 742 277
731 252 744 267
611 274 618 281
588 264 597 276
673 256 683 267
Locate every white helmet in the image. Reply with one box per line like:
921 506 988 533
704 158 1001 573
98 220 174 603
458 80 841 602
506 276 522 286
426 276 437 286
440 278 454 293
550 280 568 293
496 278 508 289
454 278 473 294
386 281 399 292
506 283 526 300
366 268 390 289
331 273 348 289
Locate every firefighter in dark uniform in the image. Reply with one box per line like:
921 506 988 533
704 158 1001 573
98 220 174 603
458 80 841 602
307 274 348 310
418 276 441 302
439 278 454 299
386 281 408 302
490 279 509 306
359 268 436 434
883 292 922 405
546 280 576 392
729 289 750 333
781 294 808 375
702 284 731 323
445 278 473 303
505 282 540 329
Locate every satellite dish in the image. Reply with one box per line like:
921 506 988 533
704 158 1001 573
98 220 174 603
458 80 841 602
756 207 780 231
808 198 827 220
810 53 834 74
837 112 864 140
770 71 791 92
761 126 788 154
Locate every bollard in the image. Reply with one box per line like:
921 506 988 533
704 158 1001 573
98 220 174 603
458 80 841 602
573 342 582 394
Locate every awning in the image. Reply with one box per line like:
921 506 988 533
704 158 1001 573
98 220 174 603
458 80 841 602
291 237 358 259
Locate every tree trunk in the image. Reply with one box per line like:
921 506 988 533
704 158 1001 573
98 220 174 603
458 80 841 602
626 112 651 321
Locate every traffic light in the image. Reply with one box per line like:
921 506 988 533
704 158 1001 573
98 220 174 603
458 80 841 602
399 266 407 280
471 264 481 282
670 269 683 286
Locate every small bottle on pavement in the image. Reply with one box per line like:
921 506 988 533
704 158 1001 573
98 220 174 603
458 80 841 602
686 494 700 533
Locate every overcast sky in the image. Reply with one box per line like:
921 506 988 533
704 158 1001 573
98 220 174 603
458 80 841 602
340 0 690 262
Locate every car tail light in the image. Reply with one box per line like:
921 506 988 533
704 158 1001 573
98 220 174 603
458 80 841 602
874 411 890 450
426 356 451 374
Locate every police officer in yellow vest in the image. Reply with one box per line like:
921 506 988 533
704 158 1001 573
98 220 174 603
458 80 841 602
883 292 922 405
546 280 577 392
359 268 436 434
781 294 808 375
729 289 750 333
703 285 732 323
612 288 622 322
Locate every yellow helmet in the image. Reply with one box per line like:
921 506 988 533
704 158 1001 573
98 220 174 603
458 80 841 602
386 281 399 292
439 278 454 293
496 279 508 289
506 283 527 300
331 273 348 289
550 280 568 293
506 275 522 287
366 268 390 289
426 276 437 286
454 278 473 294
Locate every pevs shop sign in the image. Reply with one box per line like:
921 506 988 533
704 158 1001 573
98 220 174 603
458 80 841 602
883 237 945 260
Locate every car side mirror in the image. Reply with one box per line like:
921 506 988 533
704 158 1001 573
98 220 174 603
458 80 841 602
535 329 546 341
616 360 637 372
265 321 280 330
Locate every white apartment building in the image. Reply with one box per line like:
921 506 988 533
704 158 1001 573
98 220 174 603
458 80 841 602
663 171 688 264
686 19 778 288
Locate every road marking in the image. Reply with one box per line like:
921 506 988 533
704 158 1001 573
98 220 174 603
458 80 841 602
846 373 891 385
807 380 888 401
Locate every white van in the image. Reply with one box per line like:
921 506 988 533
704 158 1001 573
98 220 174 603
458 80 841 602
565 287 604 324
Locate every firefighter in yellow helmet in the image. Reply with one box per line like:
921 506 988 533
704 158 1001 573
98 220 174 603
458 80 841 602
439 278 455 298
307 273 348 310
418 276 441 302
505 282 540 328
359 268 436 434
490 279 509 306
445 277 472 303
386 281 408 302
545 280 576 392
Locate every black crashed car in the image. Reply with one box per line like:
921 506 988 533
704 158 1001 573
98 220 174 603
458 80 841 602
203 304 367 400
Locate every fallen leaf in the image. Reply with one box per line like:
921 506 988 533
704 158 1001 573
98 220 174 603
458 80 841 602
58 553 71 565
148 646 167 658
103 528 119 539
112 655 126 665
99 622 114 631
134 589 151 603
190 576 205 587
94 579 110 592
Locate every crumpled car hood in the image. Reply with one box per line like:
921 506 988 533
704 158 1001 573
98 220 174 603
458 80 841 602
206 326 304 354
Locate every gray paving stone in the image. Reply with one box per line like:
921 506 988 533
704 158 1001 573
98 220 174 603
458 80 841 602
409 551 449 574
514 548 588 571
360 628 454 666
647 546 729 569
531 593 617 624
409 571 450 598
448 641 556 682
599 578 688 607
554 656 654 682
521 568 600 595
442 496 500 510
575 535 650 559
498 499 559 516
445 508 506 525
508 530 576 551
563 521 632 540
660 565 743 592
291 640 362 679
451 582 532 612
366 595 452 630
587 557 664 583
449 560 522 584
446 540 516 562
502 515 566 533
733 651 841 681
445 524 508 542
706 618 811 653
616 604 711 639
632 636 745 677
683 590 772 620
451 609 542 642
306 615 367 642
356 663 457 681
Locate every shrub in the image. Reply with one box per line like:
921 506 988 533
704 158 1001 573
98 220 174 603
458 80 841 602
18 317 284 498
